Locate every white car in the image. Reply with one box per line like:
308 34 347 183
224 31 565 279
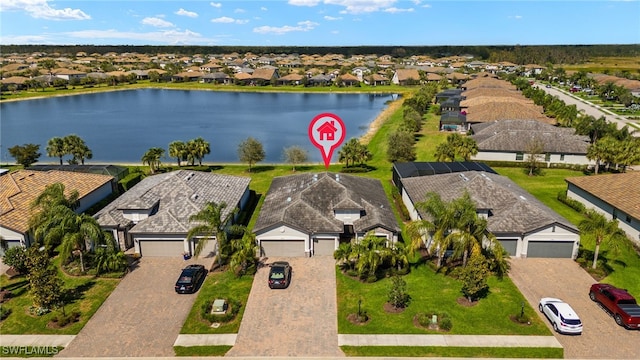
538 298 583 335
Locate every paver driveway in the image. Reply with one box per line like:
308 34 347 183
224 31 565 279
226 256 344 357
509 258 639 359
58 257 212 358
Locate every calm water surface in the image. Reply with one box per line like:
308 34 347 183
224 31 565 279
0 89 397 164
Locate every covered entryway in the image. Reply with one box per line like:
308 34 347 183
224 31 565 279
313 238 336 256
498 239 518 256
260 240 305 257
139 240 185 257
527 241 574 258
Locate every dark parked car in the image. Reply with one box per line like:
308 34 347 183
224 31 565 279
175 264 206 294
268 261 292 289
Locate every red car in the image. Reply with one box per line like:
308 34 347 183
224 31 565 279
589 283 640 329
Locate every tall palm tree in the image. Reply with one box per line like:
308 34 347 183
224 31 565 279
46 137 66 165
579 210 627 269
188 137 211 166
141 147 164 174
57 212 106 272
186 201 239 264
63 134 93 165
415 192 458 267
229 232 258 277
168 141 187 167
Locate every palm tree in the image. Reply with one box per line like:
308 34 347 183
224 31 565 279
46 137 66 165
228 232 258 277
186 201 239 264
579 210 627 269
334 242 355 271
414 192 458 267
188 137 211 166
63 134 93 165
168 141 187 167
57 212 106 272
141 147 164 174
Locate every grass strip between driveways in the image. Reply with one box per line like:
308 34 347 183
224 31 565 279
180 269 253 334
340 346 563 358
173 345 231 357
336 264 550 335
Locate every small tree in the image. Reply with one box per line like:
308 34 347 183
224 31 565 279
387 130 416 163
238 137 265 172
2 246 29 274
8 144 41 167
388 275 411 310
24 247 63 312
459 245 490 302
283 145 308 171
524 138 544 176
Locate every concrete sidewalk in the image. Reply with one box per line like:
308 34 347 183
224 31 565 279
0 335 76 347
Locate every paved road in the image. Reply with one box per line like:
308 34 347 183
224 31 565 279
536 84 638 134
57 257 212 358
225 256 344 357
509 258 640 360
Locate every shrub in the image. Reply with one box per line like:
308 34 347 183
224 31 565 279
0 306 12 321
439 316 453 331
52 311 81 327
201 298 241 324
557 191 586 213
2 246 28 274
388 275 411 309
118 172 144 191
416 312 431 327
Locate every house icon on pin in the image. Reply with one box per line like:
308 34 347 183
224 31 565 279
317 120 337 141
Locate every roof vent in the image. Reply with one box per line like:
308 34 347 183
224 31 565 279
459 173 468 181
184 172 195 181
286 197 291 202
190 194 199 201
335 174 340 182
519 195 527 201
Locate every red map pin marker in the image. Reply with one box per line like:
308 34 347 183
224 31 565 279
308 113 346 169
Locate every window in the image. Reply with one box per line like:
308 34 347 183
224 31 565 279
626 215 632 223
613 209 617 220
560 154 565 161
545 153 551 162
516 152 524 161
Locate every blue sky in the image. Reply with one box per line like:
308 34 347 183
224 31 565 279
1 0 639 46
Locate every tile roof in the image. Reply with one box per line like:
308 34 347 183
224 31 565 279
254 172 399 235
0 170 114 234
470 120 589 154
465 102 553 124
394 69 420 81
401 171 577 234
565 172 640 220
94 170 250 234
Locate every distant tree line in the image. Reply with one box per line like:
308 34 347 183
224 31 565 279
2 44 638 64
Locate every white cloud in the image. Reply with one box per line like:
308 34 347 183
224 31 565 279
62 29 211 45
210 2 222 8
211 16 248 24
326 0 398 14
324 15 343 20
288 0 322 6
384 7 413 13
509 15 523 19
0 33 50 44
141 17 174 28
261 7 268 11
253 20 319 35
422 4 431 8
234 8 246 13
0 0 90 20
175 8 198 18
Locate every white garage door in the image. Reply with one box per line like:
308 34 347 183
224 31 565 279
527 241 574 258
139 240 185 257
313 238 336 256
192 238 217 259
260 240 306 257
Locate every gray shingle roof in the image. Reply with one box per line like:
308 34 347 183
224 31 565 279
254 172 399 235
94 170 250 234
471 120 589 154
401 171 577 235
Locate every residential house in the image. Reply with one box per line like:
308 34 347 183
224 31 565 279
94 171 251 257
0 170 114 254
470 120 592 165
439 112 467 131
201 72 231 84
251 68 279 85
276 73 304 86
565 172 640 247
307 74 333 87
336 73 360 86
392 69 421 85
393 162 580 259
52 68 87 81
254 173 400 257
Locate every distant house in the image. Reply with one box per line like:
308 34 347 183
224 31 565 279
337 73 360 86
469 120 592 165
172 71 203 82
0 170 114 254
439 112 467 131
94 171 251 257
392 69 421 85
201 72 231 84
307 74 333 87
52 68 86 81
364 74 389 86
393 162 580 259
254 173 400 257
566 172 640 247
276 73 304 86
251 68 279 85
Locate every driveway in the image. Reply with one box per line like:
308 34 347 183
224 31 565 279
225 256 344 357
509 258 639 359
58 257 212 357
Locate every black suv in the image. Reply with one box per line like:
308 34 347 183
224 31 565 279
175 264 206 294
268 261 292 289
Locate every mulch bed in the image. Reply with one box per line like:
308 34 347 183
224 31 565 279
383 302 406 314
456 297 478 307
509 315 532 326
347 313 371 325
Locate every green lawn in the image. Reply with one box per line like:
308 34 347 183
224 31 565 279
337 265 549 335
341 346 563 358
173 345 231 357
179 270 253 334
0 263 120 334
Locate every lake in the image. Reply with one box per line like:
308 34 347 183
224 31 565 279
0 89 397 164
